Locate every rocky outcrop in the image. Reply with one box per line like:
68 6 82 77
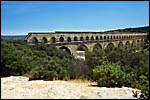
1 76 139 99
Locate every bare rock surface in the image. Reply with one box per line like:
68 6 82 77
1 76 138 99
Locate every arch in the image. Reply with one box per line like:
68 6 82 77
42 37 48 43
125 41 130 48
118 41 123 47
141 39 144 47
32 37 38 44
96 36 99 40
50 37 56 43
86 36 89 41
122 36 124 39
119 36 121 39
131 40 136 48
114 36 116 39
59 46 72 55
60 37 64 42
141 39 144 43
116 36 118 39
107 36 109 40
91 36 94 40
77 44 89 52
106 42 115 49
74 36 78 41
104 36 106 40
110 36 113 39
100 36 103 40
67 37 71 42
93 43 102 51
80 36 84 41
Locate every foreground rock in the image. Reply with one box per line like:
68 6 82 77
1 76 138 99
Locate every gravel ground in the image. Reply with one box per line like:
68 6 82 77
1 76 139 99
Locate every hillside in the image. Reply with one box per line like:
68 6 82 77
105 26 149 33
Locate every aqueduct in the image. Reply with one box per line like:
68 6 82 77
24 31 148 59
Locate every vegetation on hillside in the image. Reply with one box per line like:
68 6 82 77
106 26 149 33
1 37 149 99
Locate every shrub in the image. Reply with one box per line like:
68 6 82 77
93 61 125 87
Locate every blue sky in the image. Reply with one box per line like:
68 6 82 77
1 1 149 35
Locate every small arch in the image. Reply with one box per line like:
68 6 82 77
104 36 106 40
96 36 99 40
80 36 84 41
141 39 144 43
42 37 48 43
32 37 38 44
50 37 56 43
59 46 72 55
100 36 103 40
74 36 78 41
60 37 64 42
67 37 71 42
110 36 113 39
122 36 124 39
86 36 89 41
114 36 116 39
119 36 121 39
93 43 102 51
91 36 94 40
107 36 109 40
116 36 118 39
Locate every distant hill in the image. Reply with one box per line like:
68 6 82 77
105 26 149 33
1 35 26 40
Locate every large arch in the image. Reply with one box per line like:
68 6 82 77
59 46 72 55
93 43 102 51
118 41 123 48
131 40 136 48
77 44 89 52
106 42 115 49
32 37 38 44
125 41 130 48
42 37 48 43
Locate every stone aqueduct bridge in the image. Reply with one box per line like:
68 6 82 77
24 31 148 59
